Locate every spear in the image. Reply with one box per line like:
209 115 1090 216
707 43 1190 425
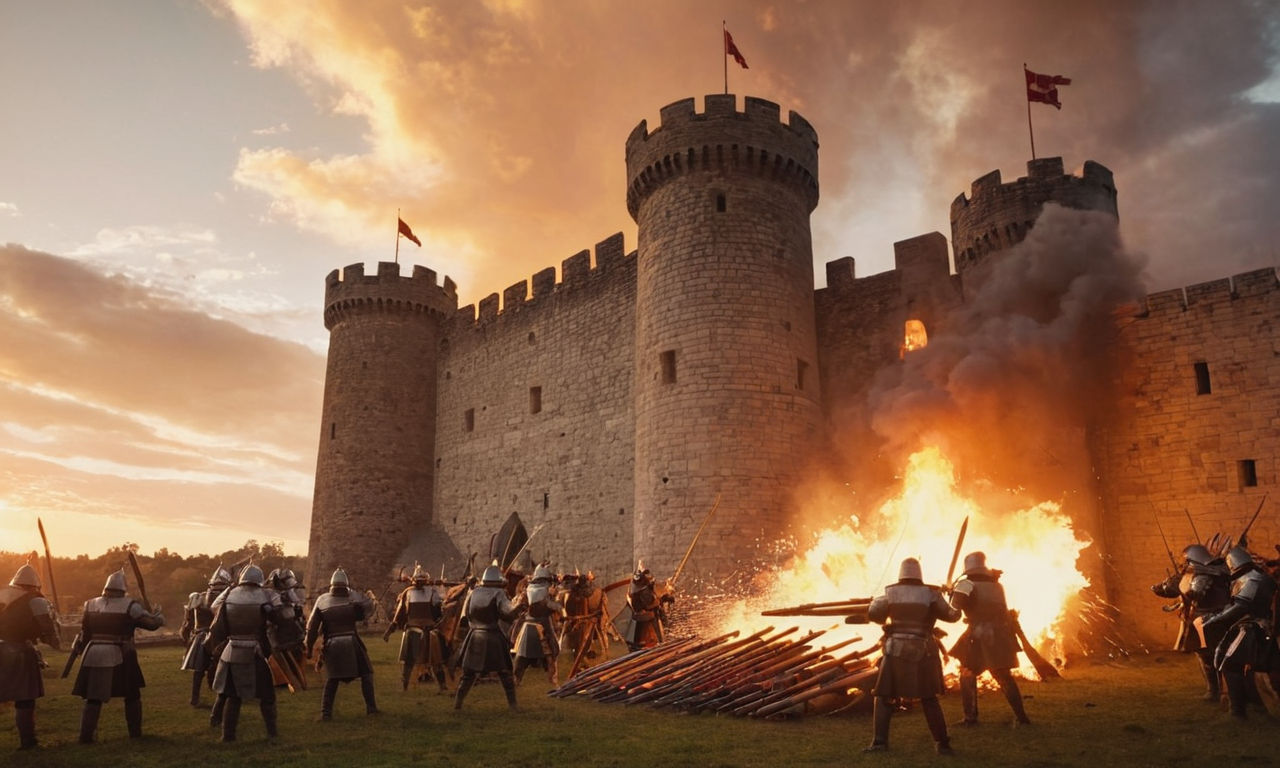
761 597 872 617
669 493 721 589
1154 514 1180 572
753 665 879 718
644 629 804 706
603 628 773 701
1184 509 1202 545
1237 493 1268 549
666 631 833 711
728 646 877 716
37 518 62 617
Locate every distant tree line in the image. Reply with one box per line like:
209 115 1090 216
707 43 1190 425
0 540 308 621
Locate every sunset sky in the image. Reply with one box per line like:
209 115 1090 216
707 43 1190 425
1 1 1277 558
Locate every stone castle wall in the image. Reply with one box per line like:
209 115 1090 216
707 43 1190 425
432 233 638 579
1095 268 1280 644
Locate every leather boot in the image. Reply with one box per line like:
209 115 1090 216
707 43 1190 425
864 696 891 751
500 671 518 711
454 672 475 710
434 666 448 693
190 671 204 706
959 669 979 725
1199 653 1221 702
1000 675 1031 724
401 662 412 691
78 701 102 744
922 697 953 755
261 699 278 738
124 697 143 737
221 697 241 742
210 694 226 728
361 674 379 714
15 705 37 749
320 678 339 720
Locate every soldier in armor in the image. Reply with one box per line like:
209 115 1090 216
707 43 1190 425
180 564 230 708
863 557 961 755
624 561 673 652
454 561 520 711
1150 543 1231 701
512 564 565 686
948 552 1031 726
0 564 61 749
70 568 165 743
559 569 614 677
206 564 289 742
1198 546 1279 719
266 568 308 690
383 564 450 693
305 567 379 720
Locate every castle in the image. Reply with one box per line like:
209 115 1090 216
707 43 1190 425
306 94 1278 645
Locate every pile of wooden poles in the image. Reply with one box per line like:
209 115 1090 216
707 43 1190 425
549 621 881 718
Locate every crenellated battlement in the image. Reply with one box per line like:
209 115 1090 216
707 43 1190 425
950 158 1118 275
624 94 819 219
323 261 459 330
452 232 633 325
1119 267 1280 321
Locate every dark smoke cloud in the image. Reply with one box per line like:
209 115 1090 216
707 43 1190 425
866 206 1147 499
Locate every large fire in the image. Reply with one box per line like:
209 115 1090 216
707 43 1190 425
714 446 1091 679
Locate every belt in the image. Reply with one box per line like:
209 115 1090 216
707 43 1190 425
88 634 130 643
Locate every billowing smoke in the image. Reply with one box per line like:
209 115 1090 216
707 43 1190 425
867 205 1147 506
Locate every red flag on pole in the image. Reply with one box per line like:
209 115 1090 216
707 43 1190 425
1025 67 1071 109
398 217 422 247
724 29 749 69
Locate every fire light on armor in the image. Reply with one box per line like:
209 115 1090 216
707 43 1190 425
717 445 1090 679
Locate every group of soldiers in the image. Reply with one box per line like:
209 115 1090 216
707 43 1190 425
1150 541 1279 720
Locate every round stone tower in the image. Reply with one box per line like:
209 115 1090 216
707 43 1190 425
626 94 824 580
307 261 457 595
950 157 1118 282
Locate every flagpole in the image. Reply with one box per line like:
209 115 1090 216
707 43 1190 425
723 21 728 95
1024 64 1036 160
395 208 401 264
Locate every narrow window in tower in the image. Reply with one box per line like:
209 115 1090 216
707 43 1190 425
1194 361 1211 395
464 408 475 432
530 386 542 414
661 350 677 384
1238 459 1258 488
901 319 928 358
543 492 549 510
796 359 808 390
330 422 336 440
716 193 726 212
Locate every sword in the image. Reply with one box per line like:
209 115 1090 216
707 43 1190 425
126 550 155 613
670 493 721 589
944 515 969 590
37 518 63 617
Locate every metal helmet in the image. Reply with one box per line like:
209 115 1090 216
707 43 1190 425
411 564 429 584
103 569 128 594
9 563 41 589
1225 547 1254 575
898 558 923 582
1182 544 1213 566
209 564 232 588
279 569 297 588
962 551 989 574
532 564 555 584
330 567 350 588
480 560 505 587
238 564 265 586
634 559 651 581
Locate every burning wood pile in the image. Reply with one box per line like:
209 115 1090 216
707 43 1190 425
550 621 880 718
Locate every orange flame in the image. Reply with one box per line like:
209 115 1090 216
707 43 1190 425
718 446 1090 678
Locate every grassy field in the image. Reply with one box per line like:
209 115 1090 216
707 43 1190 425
2 636 1276 767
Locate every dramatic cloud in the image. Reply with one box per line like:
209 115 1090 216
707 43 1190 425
0 244 323 556
216 0 1278 304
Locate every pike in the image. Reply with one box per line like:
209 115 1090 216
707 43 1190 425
1183 509 1202 545
1154 514 1180 572
662 630 830 710
37 518 63 618
599 630 767 702
727 648 875 716
670 492 721 589
1237 493 1268 549
753 664 879 718
577 636 710 697
644 628 805 706
551 645 668 697
945 515 970 588
126 549 154 613
761 597 872 617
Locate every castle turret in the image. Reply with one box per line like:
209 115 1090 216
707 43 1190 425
306 262 457 594
950 157 1118 283
626 94 824 579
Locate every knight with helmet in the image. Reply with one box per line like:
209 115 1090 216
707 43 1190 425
1197 546 1279 719
453 560 520 711
206 563 290 742
0 563 61 749
511 563 565 686
180 564 231 708
305 567 379 720
383 564 450 693
948 551 1031 726
624 560 672 652
1150 543 1231 701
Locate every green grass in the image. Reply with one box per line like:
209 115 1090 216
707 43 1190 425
3 638 1276 767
